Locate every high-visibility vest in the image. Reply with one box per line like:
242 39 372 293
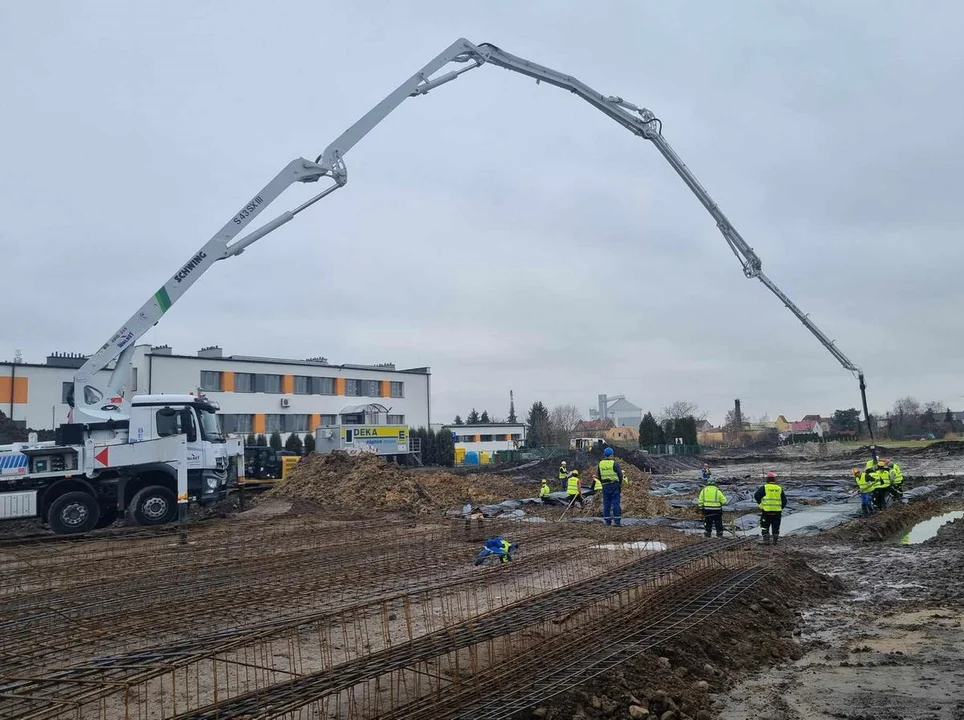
566 476 581 495
698 485 726 510
558 466 568 480
891 463 904 485
759 483 783 512
593 478 603 492
855 472 873 493
598 459 619 483
540 483 551 498
873 468 891 488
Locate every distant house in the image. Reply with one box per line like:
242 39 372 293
696 419 714 432
605 425 638 443
574 419 615 438
790 420 824 437
775 415 791 433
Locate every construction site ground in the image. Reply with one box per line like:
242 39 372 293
1 443 963 719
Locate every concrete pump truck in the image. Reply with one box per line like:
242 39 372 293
1 38 879 535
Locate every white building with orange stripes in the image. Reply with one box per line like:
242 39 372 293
0 345 431 440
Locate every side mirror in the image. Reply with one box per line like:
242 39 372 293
157 407 177 418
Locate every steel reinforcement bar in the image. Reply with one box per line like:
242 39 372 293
170 538 751 719
0 529 685 718
434 567 769 719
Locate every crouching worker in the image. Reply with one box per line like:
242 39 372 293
539 479 553 503
474 536 518 565
697 477 728 538
754 472 787 545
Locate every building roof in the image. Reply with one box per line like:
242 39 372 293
790 420 817 432
576 419 615 431
607 398 641 413
445 422 526 429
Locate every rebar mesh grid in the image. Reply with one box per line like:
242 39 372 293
0 512 755 720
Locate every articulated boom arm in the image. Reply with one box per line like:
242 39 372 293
74 37 874 449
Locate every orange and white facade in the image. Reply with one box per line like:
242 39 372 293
0 345 431 440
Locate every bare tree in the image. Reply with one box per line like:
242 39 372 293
660 400 705 422
549 404 582 446
893 397 921 418
924 400 946 415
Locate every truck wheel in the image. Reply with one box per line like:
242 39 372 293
48 491 102 535
128 486 177 526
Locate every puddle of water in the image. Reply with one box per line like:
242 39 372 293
898 510 964 545
595 541 668 552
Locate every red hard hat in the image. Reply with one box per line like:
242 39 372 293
766 472 776 479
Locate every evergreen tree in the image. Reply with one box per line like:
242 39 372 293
945 408 957 433
467 408 480 424
655 422 667 445
638 412 660 446
284 433 304 454
480 410 490 423
436 429 455 466
269 430 283 450
508 398 517 424
303 433 316 454
454 415 464 425
246 433 257 447
255 434 268 447
526 401 552 448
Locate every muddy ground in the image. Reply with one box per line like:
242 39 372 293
717 499 964 719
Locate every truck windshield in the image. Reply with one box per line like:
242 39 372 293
197 407 225 443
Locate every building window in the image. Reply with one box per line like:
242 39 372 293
265 414 284 433
480 435 494 442
311 377 335 395
61 382 72 403
362 380 380 397
199 371 222 391
220 414 254 433
294 376 311 394
387 414 405 425
284 414 309 432
235 373 255 393
321 414 337 426
341 413 363 425
511 434 522 441
390 381 404 398
258 374 282 394
345 379 361 397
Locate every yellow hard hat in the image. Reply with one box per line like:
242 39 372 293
571 469 579 476
541 478 548 483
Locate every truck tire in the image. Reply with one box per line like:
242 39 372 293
128 486 177 526
48 491 102 535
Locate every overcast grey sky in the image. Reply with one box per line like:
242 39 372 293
2 1 962 425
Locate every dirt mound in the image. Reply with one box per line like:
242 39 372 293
263 452 530 515
541 556 839 720
0 411 27 445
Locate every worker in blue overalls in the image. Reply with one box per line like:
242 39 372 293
474 536 519 565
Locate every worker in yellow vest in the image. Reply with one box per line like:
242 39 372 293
558 461 569 489
597 447 625 526
539 479 552 504
852 468 875 517
697 478 728 538
753 472 787 545
566 469 584 509
870 460 893 510
884 459 904 497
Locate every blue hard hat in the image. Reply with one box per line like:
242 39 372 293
604 447 614 457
